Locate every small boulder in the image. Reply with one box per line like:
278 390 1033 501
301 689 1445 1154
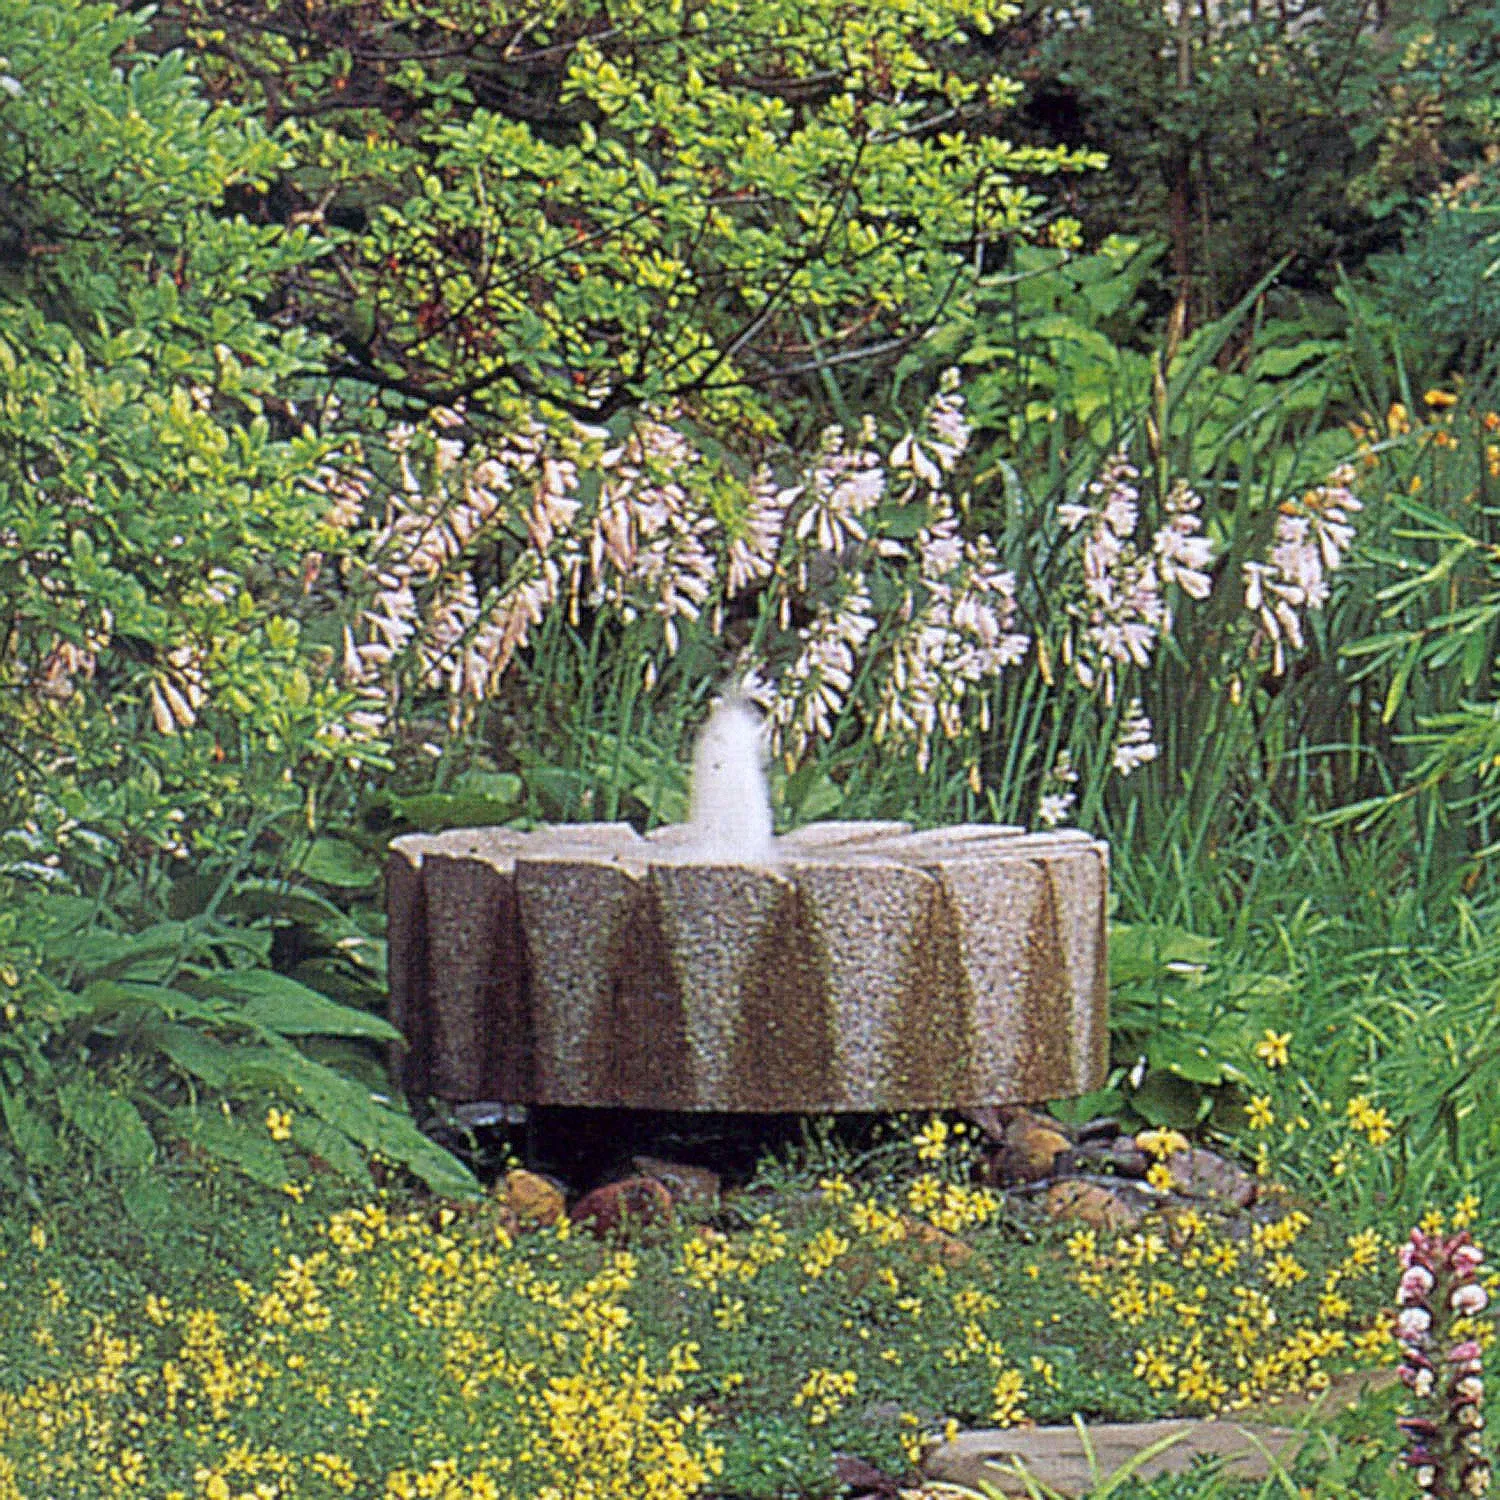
500 1169 566 1229
570 1175 675 1236
631 1155 722 1209
1164 1148 1257 1208
1045 1179 1146 1232
899 1215 975 1269
925 1418 1304 1496
990 1125 1073 1185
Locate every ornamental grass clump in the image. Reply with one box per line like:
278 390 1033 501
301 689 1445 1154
1395 1226 1493 1497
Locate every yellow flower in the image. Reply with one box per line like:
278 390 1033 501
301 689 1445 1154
1266 1252 1307 1288
1137 1128 1190 1159
798 1226 850 1279
1064 1228 1097 1264
1319 1290 1352 1321
991 1367 1027 1426
793 1367 858 1425
1048 217 1084 251
1146 1162 1175 1192
1424 388 1459 408
914 1116 950 1162
266 1107 293 1141
1246 1095 1275 1130
1353 1323 1393 1359
1347 1093 1394 1146
713 1298 747 1331
1134 1344 1176 1389
1255 1030 1291 1068
1453 1192 1481 1230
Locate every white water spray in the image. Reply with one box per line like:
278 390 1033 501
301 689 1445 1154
687 689 776 863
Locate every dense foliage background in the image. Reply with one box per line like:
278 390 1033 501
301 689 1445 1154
7 1 1500 1496
2 0 1500 1230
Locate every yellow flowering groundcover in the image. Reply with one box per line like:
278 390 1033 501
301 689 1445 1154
1 1125 1487 1500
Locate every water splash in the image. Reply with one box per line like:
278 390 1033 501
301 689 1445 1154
687 688 776 863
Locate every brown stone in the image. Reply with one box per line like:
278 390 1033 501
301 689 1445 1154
1068 1135 1149 1178
899 1215 975 1268
501 1168 565 1228
1164 1148 1257 1208
569 1176 675 1235
925 1419 1304 1496
631 1156 721 1208
387 821 1109 1111
992 1113 1073 1184
1044 1179 1146 1232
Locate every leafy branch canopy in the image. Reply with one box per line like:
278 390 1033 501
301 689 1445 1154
150 0 1103 431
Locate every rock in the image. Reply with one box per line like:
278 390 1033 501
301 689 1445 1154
1001 1108 1069 1144
844 1216 974 1297
1164 1148 1257 1208
1075 1115 1122 1143
962 1106 1009 1144
631 1155 721 1208
1044 1179 1146 1231
830 1453 908 1497
989 1125 1073 1185
899 1215 975 1268
1102 1136 1150 1177
451 1101 528 1129
501 1168 566 1228
1060 1135 1149 1178
569 1176 675 1235
924 1419 1304 1497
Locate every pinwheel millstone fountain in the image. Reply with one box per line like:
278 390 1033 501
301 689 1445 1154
387 821 1109 1111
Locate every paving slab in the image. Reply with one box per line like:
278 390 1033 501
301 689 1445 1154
924 1419 1306 1496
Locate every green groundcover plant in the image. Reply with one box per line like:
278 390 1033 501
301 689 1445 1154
3 1117 1485 1500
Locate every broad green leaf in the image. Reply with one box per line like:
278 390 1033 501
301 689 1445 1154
168 1104 288 1187
451 770 524 802
264 1046 478 1198
203 970 401 1043
296 837 381 890
64 921 192 982
223 880 354 928
0 1080 62 1168
290 1113 373 1185
82 979 226 1026
147 1023 240 1088
120 1175 180 1235
1108 923 1217 985
57 1081 155 1168
390 792 525 832
1128 1070 1212 1130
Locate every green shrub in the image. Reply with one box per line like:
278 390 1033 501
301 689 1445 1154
0 0 476 1205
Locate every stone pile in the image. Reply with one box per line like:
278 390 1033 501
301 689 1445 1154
970 1106 1259 1228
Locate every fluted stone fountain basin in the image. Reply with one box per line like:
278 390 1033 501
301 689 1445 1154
388 820 1109 1111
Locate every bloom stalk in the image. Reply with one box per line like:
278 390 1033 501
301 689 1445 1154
1395 1227 1491 1497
